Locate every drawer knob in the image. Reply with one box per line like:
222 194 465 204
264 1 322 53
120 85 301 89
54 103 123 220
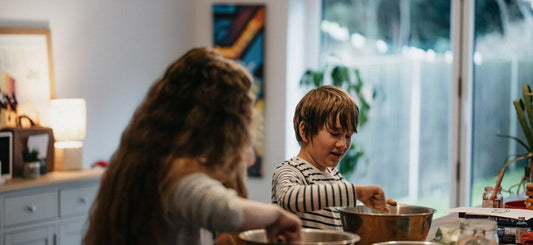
79 197 87 204
26 205 37 213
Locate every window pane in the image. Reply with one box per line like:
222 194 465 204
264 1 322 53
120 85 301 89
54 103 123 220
471 0 533 206
321 0 453 216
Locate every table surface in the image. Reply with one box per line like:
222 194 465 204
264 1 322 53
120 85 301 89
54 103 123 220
0 168 104 193
427 212 460 240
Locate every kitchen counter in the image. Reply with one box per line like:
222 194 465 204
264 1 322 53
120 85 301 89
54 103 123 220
427 212 460 241
0 168 104 244
0 168 104 193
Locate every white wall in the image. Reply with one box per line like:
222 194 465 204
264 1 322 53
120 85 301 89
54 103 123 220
194 0 290 203
0 0 316 204
0 0 194 169
285 0 321 161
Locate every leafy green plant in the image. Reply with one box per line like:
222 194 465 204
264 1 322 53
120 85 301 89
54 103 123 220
22 148 40 163
492 84 533 198
300 65 379 178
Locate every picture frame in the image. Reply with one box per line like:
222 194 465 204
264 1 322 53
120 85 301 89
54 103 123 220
0 131 13 181
0 27 56 125
213 4 265 177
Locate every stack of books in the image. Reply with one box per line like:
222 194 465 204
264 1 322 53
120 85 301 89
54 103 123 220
449 207 533 244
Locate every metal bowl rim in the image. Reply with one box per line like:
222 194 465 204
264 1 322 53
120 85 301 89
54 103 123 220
238 228 361 245
371 241 442 245
336 204 437 217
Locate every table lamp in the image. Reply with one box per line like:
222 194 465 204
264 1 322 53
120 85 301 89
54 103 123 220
49 99 86 170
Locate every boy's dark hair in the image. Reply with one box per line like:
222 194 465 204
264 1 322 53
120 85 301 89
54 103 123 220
293 85 359 146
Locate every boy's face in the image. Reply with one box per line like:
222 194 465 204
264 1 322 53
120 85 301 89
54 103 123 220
298 119 354 171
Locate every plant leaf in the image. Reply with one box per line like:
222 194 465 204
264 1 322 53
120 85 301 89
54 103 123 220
300 70 324 87
331 66 350 88
513 98 533 150
522 84 533 135
496 134 531 152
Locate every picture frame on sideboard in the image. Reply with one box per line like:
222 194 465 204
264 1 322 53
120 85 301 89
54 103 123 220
0 27 56 126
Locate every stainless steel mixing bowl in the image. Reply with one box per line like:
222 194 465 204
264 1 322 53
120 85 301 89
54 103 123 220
372 241 442 245
238 228 361 245
338 204 436 245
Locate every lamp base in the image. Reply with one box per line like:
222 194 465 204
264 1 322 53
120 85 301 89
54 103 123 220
54 141 83 170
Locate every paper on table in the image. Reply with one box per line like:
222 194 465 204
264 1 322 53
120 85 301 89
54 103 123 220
447 206 533 220
27 134 49 159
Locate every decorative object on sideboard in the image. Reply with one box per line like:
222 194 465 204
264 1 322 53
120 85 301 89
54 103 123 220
49 98 86 170
22 147 40 179
1 115 54 177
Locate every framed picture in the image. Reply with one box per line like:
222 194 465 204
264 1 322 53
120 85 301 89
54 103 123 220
0 27 55 126
0 131 13 180
213 4 265 177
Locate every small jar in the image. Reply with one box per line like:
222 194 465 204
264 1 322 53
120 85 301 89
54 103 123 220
482 186 503 208
458 219 499 245
23 162 40 179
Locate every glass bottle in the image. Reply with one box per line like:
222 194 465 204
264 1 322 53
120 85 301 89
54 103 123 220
482 186 503 208
458 219 499 245
516 216 530 244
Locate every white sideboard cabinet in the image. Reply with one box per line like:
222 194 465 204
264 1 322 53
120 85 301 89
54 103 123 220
0 169 103 245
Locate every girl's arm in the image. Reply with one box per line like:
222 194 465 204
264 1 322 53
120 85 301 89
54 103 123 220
174 173 301 243
239 199 302 242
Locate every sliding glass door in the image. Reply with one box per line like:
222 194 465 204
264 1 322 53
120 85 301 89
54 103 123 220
318 0 533 213
470 0 533 206
320 0 454 216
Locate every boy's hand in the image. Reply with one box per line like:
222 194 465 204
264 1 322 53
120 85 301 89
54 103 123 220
356 185 395 212
386 198 397 206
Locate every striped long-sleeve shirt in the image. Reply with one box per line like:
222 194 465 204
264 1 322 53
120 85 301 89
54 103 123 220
271 157 358 230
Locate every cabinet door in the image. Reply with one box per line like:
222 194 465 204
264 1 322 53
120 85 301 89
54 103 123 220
4 225 54 245
1 194 3 228
57 220 86 245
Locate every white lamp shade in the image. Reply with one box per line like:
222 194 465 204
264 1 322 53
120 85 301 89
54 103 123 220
49 99 86 141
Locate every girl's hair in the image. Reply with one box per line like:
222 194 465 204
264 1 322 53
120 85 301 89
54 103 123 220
83 47 254 245
293 85 359 145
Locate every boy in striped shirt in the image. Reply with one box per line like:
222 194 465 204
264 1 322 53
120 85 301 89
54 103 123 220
271 85 396 230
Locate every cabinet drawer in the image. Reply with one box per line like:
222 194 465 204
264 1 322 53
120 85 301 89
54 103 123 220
4 225 55 245
4 191 58 227
59 185 97 217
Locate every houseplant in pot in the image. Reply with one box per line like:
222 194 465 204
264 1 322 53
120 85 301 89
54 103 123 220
490 83 533 208
22 148 41 179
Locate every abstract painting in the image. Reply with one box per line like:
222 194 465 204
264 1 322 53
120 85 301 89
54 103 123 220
213 4 265 177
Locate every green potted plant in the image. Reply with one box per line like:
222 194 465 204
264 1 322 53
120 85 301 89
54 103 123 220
22 148 41 179
491 84 533 201
300 64 379 178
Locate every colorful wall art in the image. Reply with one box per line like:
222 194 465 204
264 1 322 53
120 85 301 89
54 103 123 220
213 4 265 177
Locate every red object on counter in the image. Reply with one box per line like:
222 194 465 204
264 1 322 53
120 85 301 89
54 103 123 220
521 231 533 245
505 200 528 210
92 160 108 168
